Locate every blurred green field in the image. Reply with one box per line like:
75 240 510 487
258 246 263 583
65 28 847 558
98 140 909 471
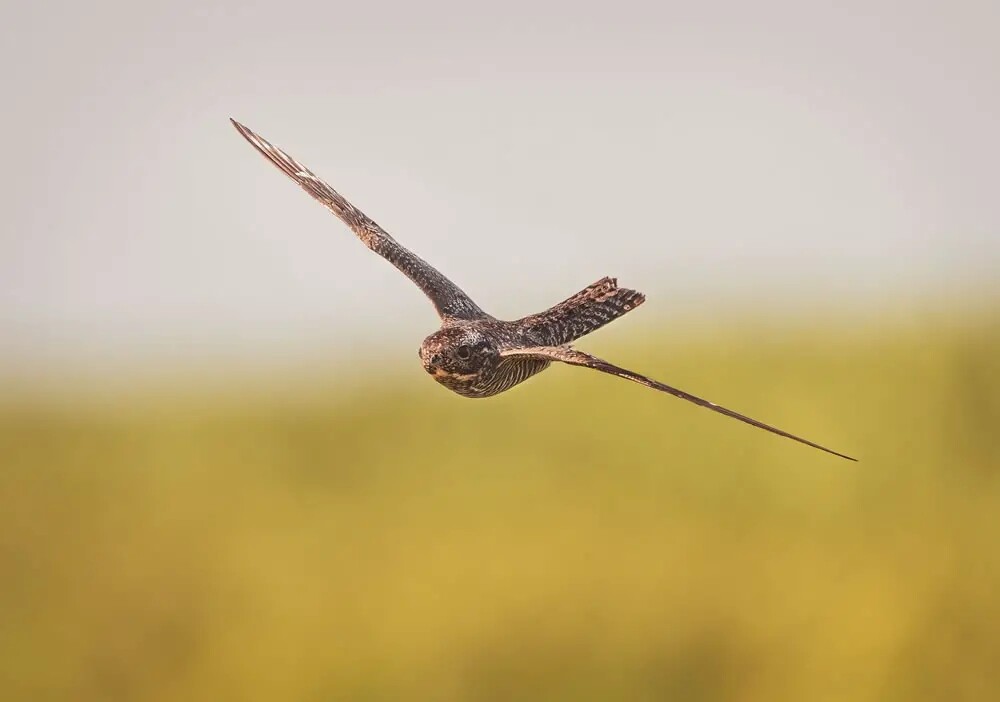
2 307 999 701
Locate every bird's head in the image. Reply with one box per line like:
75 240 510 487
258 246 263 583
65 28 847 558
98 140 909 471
419 327 498 380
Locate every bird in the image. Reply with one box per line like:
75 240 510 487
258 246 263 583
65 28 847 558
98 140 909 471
231 118 856 461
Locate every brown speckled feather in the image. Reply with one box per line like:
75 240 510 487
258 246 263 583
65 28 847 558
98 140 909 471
515 276 646 346
500 346 857 461
231 119 485 321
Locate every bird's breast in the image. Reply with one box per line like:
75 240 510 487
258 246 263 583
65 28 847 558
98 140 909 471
428 358 551 398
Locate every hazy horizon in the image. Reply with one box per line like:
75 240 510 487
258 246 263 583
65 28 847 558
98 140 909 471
2 0 997 373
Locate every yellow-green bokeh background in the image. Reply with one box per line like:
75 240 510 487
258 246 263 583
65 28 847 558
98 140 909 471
3 305 998 701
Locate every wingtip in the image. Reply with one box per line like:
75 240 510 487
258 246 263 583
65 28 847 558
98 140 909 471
230 118 257 139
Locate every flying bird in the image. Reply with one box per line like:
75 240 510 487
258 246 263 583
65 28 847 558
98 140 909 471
231 118 856 461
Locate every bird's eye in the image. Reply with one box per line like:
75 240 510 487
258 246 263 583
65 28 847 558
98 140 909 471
456 345 472 360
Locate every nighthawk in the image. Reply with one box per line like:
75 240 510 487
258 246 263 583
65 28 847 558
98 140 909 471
231 118 856 461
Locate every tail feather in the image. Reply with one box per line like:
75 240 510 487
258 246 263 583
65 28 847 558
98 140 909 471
515 276 645 346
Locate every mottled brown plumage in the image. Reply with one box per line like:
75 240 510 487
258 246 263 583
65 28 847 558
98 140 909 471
231 118 857 461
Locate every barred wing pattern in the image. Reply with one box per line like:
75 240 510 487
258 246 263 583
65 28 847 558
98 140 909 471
231 119 485 321
500 346 857 460
516 277 646 346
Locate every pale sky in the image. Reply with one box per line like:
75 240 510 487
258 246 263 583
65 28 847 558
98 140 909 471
2 0 997 371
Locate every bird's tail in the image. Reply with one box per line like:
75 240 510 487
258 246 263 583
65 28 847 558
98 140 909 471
515 277 645 346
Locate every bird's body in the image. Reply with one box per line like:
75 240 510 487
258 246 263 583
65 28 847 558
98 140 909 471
420 321 553 398
231 118 856 461
417 276 645 398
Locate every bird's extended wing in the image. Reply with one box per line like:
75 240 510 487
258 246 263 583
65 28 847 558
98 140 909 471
500 346 856 461
231 119 485 321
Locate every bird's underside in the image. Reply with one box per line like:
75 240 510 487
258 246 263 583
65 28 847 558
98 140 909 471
231 118 857 461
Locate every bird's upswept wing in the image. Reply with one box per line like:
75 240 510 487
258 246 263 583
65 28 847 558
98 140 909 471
500 345 857 461
231 119 485 321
